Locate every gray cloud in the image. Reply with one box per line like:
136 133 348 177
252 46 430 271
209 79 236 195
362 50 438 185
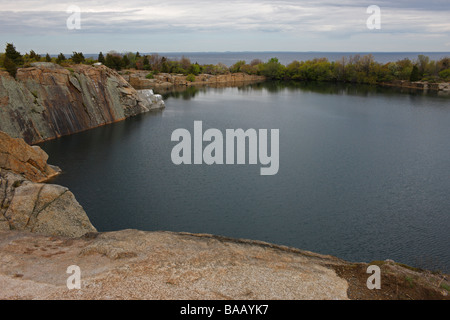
0 0 449 52
0 0 448 34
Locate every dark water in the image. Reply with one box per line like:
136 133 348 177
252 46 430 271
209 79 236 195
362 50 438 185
40 82 450 272
155 52 450 66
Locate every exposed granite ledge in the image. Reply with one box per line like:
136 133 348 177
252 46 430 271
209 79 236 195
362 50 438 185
380 80 450 92
0 229 349 300
0 229 448 300
123 71 266 90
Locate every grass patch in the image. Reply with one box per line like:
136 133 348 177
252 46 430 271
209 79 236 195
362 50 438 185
441 283 450 292
405 276 415 288
395 262 424 273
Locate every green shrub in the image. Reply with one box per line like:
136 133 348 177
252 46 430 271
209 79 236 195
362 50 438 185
439 68 450 81
186 74 196 82
189 63 201 75
230 60 246 73
145 72 154 79
260 58 286 80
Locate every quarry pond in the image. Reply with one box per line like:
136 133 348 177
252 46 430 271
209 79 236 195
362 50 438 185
40 81 450 273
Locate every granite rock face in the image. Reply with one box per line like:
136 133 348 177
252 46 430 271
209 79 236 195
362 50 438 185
0 131 60 182
0 230 350 300
0 63 165 144
0 131 96 237
0 172 96 237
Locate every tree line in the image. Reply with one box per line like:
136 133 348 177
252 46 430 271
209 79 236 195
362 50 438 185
1 43 449 84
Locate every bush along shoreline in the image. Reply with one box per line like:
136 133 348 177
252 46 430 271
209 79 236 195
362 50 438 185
1 43 449 89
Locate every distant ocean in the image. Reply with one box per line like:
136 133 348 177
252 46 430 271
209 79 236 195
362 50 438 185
147 52 450 67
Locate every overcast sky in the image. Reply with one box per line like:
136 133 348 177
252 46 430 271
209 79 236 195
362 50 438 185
1 0 449 54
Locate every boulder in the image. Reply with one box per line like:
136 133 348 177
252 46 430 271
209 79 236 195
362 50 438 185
137 89 165 110
0 170 96 237
0 131 60 182
0 132 96 237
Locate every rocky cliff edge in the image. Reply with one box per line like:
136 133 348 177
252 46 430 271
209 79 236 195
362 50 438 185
0 131 96 237
0 62 164 144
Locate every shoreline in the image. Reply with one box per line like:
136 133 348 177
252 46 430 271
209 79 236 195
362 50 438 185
120 69 450 94
122 70 266 91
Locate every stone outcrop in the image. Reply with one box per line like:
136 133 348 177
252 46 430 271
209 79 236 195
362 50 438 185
0 229 448 300
0 131 96 237
125 72 266 90
137 89 165 109
381 80 450 91
0 63 165 144
0 172 96 237
0 131 60 182
0 229 349 300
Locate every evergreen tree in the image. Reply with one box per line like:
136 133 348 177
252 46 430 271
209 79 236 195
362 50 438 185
122 55 130 69
56 53 66 64
3 56 17 78
98 52 105 64
142 56 150 70
410 65 421 82
105 53 122 70
45 53 51 62
136 52 141 58
29 50 41 61
71 52 85 64
5 43 23 65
